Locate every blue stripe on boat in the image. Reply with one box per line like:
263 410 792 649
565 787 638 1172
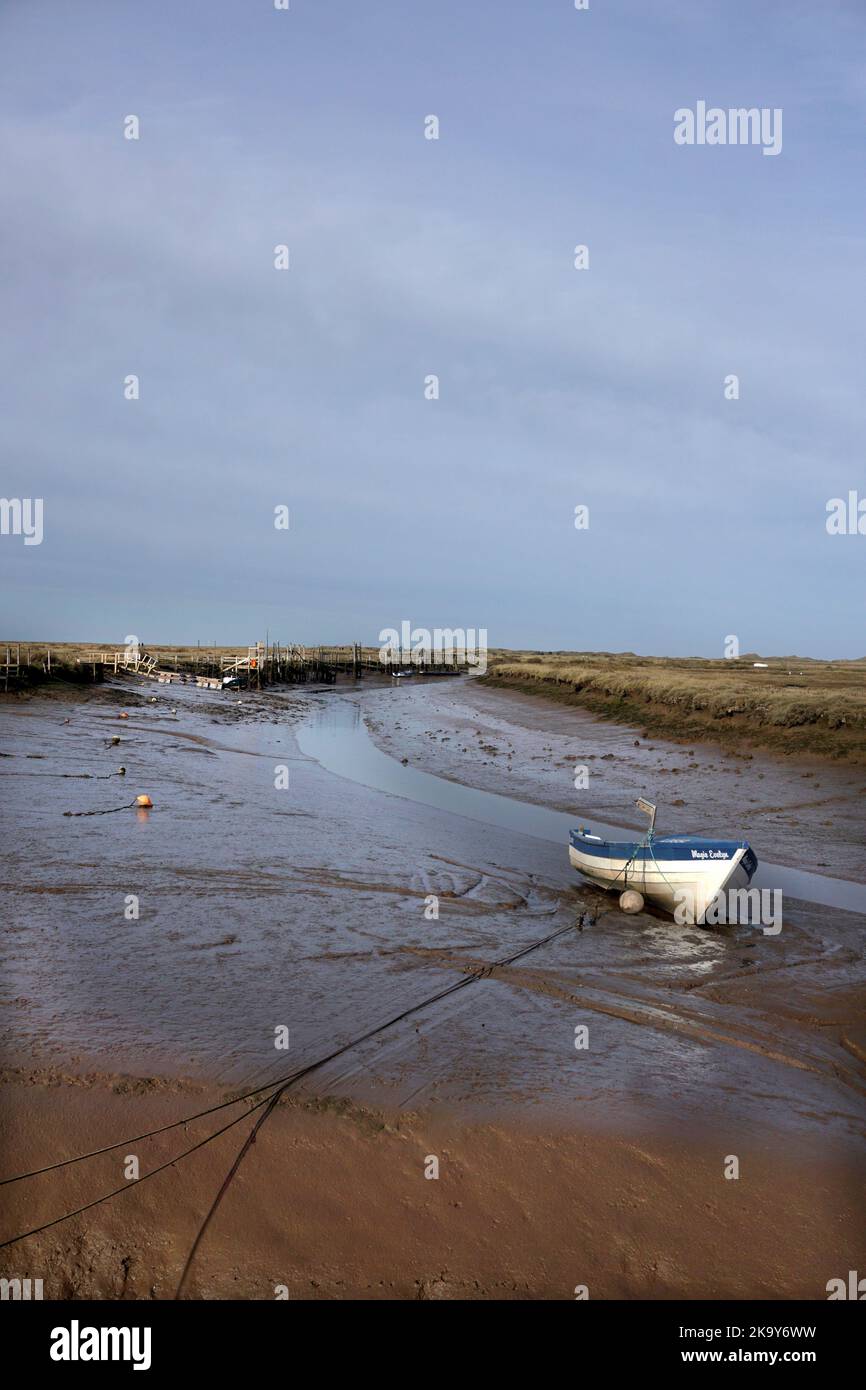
570 832 748 863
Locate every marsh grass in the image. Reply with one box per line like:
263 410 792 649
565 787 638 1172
482 651 866 762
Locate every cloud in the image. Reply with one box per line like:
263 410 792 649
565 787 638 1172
1 1 863 654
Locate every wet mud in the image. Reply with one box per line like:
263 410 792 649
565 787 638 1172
1 677 864 1159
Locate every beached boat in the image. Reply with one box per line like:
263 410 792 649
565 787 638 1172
569 799 758 924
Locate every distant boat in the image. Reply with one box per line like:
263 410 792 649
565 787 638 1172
569 798 758 924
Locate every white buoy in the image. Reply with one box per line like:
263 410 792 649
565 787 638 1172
619 889 644 914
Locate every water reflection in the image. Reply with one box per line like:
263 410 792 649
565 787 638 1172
297 699 866 916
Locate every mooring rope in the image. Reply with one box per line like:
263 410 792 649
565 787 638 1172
0 917 580 1258
173 915 579 1297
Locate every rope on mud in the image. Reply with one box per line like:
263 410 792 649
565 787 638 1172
0 1092 281 1250
173 917 579 1297
0 772 126 780
0 1084 288 1186
0 918 579 1255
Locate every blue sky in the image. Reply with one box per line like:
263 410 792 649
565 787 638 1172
1 0 864 655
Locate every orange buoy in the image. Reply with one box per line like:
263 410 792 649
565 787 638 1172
135 794 153 808
119 712 129 720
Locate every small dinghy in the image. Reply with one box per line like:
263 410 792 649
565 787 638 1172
569 798 758 924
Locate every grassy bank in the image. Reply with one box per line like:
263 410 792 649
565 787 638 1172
481 652 866 762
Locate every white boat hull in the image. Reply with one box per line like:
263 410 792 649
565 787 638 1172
569 842 753 925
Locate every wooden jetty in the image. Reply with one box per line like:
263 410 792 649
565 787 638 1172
209 641 466 688
2 645 21 692
0 639 469 691
83 648 159 678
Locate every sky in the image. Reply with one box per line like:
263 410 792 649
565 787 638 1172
0 0 864 656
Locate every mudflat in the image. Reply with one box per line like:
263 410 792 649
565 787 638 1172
1 1070 860 1300
1 677 864 1298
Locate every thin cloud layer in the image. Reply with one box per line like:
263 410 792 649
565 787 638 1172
1 0 864 654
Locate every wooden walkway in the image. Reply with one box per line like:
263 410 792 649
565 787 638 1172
84 649 159 677
1 640 469 691
2 645 21 692
85 641 465 689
